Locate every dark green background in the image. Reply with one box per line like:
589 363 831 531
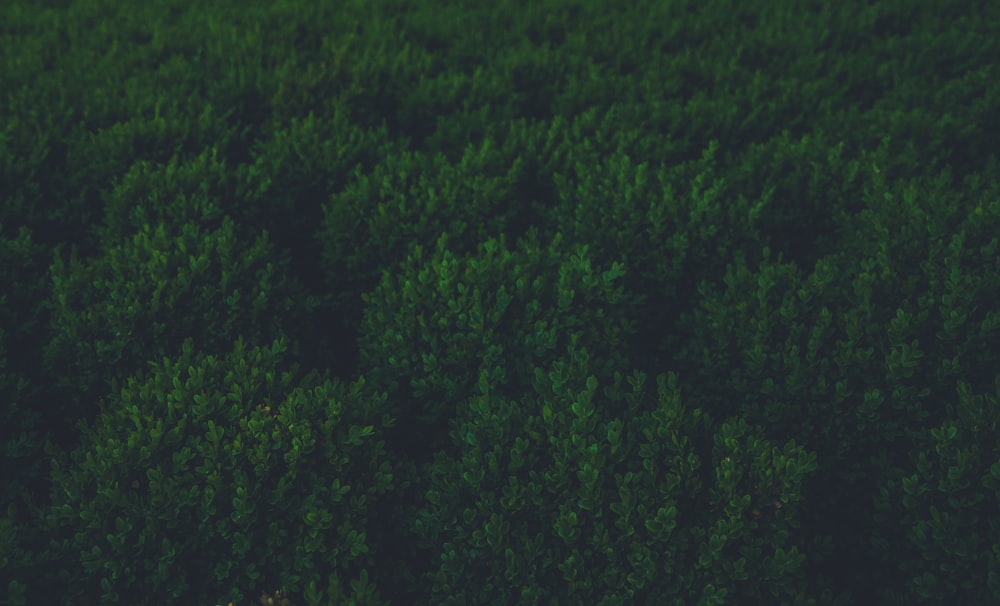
2 0 998 604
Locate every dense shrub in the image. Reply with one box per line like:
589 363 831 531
540 137 770 381
664 169 1000 602
861 172 1000 604
233 110 396 286
352 227 646 600
0 328 36 606
872 379 1000 605
40 337 394 606
414 342 819 605
0 224 56 606
2 0 998 602
91 142 368 382
356 228 642 463
0 224 49 508
41 215 320 433
93 147 242 250
315 137 534 332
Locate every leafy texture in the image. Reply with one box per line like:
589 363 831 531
357 229 640 463
416 345 818 605
42 215 319 434
41 338 394 606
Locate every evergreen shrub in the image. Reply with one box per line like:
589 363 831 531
0 224 56 606
316 139 532 329
561 140 753 360
872 379 1000 605
0 224 49 510
352 227 645 599
355 228 641 462
664 173 1000 601
41 215 320 430
415 342 819 605
94 147 240 249
0 329 35 606
40 337 394 606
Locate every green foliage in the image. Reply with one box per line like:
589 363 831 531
2 0 999 602
356 228 640 462
722 131 869 273
316 135 537 330
41 215 320 430
0 224 49 506
235 110 395 269
665 169 1000 601
40 337 393 606
872 380 1000 605
94 147 239 249
352 228 645 601
0 330 34 606
415 342 818 604
0 224 56 606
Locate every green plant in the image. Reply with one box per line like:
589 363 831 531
42 216 319 433
39 337 393 606
356 228 640 464
415 342 819 605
